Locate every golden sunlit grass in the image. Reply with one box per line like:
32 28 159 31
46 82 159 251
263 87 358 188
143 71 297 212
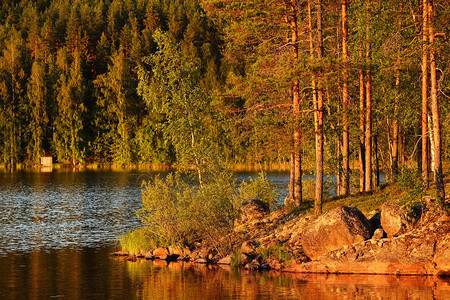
120 226 158 256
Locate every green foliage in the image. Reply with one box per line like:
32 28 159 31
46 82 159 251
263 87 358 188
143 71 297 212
0 28 27 167
230 248 242 267
0 0 224 167
120 226 159 256
95 47 137 165
397 167 424 216
302 176 335 201
53 49 86 165
133 170 279 250
238 172 278 209
136 172 237 247
259 242 291 263
397 168 424 204
27 60 49 164
138 30 224 181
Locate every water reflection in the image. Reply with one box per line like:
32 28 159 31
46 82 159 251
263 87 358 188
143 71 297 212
124 260 450 299
2 248 447 300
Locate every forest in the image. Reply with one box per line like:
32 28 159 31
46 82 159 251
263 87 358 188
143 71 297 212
0 0 449 206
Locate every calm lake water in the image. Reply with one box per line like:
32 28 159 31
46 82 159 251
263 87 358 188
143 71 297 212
0 169 448 299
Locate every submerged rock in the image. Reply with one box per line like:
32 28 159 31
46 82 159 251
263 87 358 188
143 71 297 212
244 263 260 271
302 206 372 260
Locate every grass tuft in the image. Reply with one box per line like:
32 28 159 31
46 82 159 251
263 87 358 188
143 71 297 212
120 226 158 256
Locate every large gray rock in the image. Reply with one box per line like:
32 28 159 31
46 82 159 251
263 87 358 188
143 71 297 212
302 206 372 260
380 201 421 237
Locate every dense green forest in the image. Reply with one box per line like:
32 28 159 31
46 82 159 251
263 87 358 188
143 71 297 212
0 0 449 201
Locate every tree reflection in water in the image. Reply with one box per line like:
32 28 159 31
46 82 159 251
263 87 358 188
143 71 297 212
125 259 450 299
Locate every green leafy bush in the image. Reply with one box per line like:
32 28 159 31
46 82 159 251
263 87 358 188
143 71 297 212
136 172 238 248
238 172 279 209
122 172 279 253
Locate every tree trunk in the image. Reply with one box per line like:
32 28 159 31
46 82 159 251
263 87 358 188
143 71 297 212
374 135 380 187
392 70 400 180
428 114 436 171
421 0 429 188
359 44 366 193
364 10 372 192
341 0 350 195
428 0 445 202
289 152 295 199
336 136 342 196
290 0 302 206
417 119 422 175
314 0 324 215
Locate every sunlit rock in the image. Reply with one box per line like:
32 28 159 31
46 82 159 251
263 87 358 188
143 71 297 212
302 206 372 260
380 201 421 237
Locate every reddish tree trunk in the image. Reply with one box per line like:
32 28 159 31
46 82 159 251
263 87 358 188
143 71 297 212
359 44 366 193
392 70 400 180
364 8 372 192
428 0 445 202
290 0 302 206
422 0 429 187
341 0 350 195
314 0 324 215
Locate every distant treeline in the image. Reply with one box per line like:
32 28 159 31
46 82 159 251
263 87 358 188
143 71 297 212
0 0 224 167
0 0 448 185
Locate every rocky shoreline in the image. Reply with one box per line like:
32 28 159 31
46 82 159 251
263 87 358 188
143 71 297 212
113 199 449 277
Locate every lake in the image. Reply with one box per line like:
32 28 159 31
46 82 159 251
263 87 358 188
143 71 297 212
0 169 448 299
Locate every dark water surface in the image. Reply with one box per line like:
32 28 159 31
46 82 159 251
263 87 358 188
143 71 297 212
0 170 448 299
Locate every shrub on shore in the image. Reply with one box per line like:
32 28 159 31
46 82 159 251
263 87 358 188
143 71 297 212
121 172 278 253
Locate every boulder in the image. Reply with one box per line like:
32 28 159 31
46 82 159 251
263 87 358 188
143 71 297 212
244 263 260 271
198 248 211 259
284 197 294 207
380 201 421 237
195 258 208 264
371 228 385 240
286 214 450 276
240 240 257 255
302 206 372 260
239 199 270 223
153 247 169 260
266 257 283 270
217 256 232 265
168 246 183 256
240 253 252 265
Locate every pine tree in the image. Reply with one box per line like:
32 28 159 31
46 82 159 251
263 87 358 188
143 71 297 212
53 48 85 165
0 29 27 167
95 46 135 164
27 60 49 164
